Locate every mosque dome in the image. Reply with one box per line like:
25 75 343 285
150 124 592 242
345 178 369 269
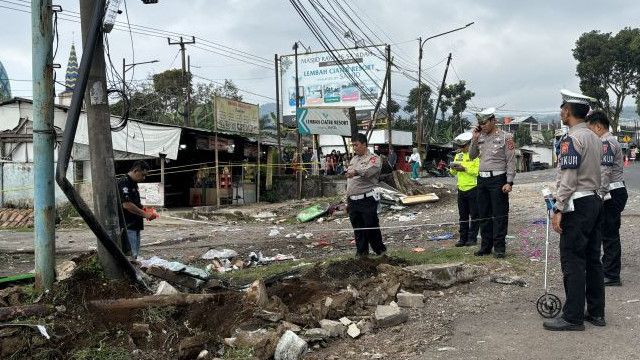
0 60 11 101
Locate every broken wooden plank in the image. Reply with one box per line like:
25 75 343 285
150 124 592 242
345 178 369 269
89 294 224 312
0 304 54 321
400 193 440 205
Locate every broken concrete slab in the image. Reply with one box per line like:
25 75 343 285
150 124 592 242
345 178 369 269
246 279 269 308
55 260 77 281
404 262 487 289
346 323 361 338
356 319 374 335
274 330 308 360
319 319 345 337
302 328 330 342
235 328 281 360
396 291 424 308
490 274 528 287
339 317 352 326
155 281 179 295
201 248 238 260
374 305 408 328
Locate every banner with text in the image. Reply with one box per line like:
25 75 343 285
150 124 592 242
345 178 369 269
297 106 357 136
214 96 259 135
280 46 386 116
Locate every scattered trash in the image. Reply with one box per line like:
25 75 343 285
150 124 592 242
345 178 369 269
627 299 640 303
411 248 425 253
389 205 407 211
398 214 416 222
532 219 546 225
296 204 330 223
268 228 280 237
427 233 454 241
0 323 50 340
140 256 210 280
201 248 238 260
253 211 277 219
437 347 456 352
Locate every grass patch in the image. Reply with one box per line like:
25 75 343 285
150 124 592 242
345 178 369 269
390 247 529 273
9 226 33 232
142 306 176 324
224 347 254 359
218 260 311 285
72 346 130 360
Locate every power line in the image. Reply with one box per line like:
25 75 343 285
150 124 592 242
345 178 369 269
192 73 275 101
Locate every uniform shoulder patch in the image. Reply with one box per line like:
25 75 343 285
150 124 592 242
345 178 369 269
506 136 515 150
601 140 615 166
559 136 581 169
122 187 129 194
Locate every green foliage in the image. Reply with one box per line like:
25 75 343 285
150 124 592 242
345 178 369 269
142 306 176 324
541 129 555 147
514 126 533 147
110 70 243 130
573 27 640 131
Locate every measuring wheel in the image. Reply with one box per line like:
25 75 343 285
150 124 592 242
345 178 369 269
536 293 562 318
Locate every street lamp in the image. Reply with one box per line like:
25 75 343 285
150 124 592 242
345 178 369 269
416 22 474 151
121 58 158 94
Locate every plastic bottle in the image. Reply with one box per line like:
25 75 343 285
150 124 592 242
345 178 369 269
541 188 554 211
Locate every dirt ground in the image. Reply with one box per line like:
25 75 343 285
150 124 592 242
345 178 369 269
1 169 639 359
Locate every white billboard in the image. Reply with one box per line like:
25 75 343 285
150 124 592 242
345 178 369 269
280 46 387 116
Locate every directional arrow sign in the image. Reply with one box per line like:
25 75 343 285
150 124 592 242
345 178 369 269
296 106 357 136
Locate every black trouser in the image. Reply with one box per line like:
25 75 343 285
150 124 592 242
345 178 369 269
458 187 480 244
476 174 509 254
348 196 386 255
560 195 604 324
602 187 628 280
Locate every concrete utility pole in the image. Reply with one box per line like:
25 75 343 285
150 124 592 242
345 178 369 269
168 36 196 127
294 42 302 199
32 0 56 290
274 54 282 174
80 0 124 279
386 45 392 151
428 53 452 147
416 22 474 152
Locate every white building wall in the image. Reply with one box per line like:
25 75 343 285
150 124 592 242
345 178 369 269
521 145 553 165
1 162 74 207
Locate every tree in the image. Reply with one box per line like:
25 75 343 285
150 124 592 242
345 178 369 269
403 83 434 142
428 81 475 143
191 80 242 129
541 129 555 147
573 28 640 132
514 125 533 147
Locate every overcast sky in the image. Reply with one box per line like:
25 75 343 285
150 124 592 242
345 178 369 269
1 0 639 118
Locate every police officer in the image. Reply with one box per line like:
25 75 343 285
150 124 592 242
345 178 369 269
346 133 386 258
543 90 605 331
450 132 480 247
469 108 516 258
587 110 628 287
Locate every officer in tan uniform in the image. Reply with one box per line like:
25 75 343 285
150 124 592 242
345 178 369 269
543 89 605 331
346 133 386 258
587 110 628 287
469 107 516 258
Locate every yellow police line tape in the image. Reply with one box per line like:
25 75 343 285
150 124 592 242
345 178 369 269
0 161 325 195
159 212 511 234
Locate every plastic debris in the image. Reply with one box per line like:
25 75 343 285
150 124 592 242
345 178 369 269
201 248 238 260
427 233 454 241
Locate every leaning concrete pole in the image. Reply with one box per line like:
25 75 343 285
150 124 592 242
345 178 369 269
80 0 124 278
32 0 56 290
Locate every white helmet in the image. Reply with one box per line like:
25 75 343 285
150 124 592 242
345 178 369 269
453 132 473 147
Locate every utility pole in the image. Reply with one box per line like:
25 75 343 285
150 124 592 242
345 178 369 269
294 42 302 199
274 54 282 174
168 36 196 127
417 22 474 152
80 0 123 279
386 45 392 151
427 53 452 148
32 0 56 290
186 55 192 127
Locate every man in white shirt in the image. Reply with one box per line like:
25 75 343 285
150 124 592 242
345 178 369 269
409 148 422 180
